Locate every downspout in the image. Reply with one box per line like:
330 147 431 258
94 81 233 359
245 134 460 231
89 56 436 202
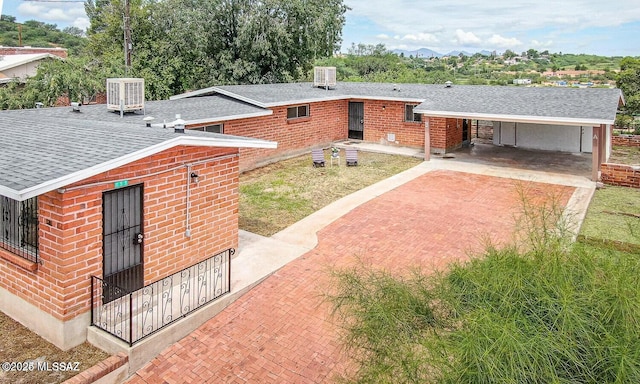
185 165 192 238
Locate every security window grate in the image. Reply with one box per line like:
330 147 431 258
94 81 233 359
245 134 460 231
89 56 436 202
0 196 38 262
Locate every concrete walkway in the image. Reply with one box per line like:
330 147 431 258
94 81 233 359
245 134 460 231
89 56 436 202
126 156 594 383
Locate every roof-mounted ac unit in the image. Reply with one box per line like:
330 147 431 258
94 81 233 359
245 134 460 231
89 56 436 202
313 67 336 89
106 78 145 115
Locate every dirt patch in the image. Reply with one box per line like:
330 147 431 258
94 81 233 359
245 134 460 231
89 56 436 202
0 311 110 384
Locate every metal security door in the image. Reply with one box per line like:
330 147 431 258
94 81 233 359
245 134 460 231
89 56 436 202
348 102 364 140
102 184 144 301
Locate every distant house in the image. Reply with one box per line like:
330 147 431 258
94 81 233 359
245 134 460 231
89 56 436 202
0 53 59 84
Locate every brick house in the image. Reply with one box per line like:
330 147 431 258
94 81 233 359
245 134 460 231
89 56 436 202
0 97 275 349
174 82 623 179
0 79 623 350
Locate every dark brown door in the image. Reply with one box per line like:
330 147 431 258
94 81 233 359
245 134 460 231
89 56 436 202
102 184 144 301
348 102 364 140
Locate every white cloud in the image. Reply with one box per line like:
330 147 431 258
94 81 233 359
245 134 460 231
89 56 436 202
343 0 640 53
401 33 439 43
453 29 481 45
487 34 523 48
17 1 87 29
530 39 553 49
376 33 390 39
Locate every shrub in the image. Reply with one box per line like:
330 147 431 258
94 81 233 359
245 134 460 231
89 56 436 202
328 190 640 383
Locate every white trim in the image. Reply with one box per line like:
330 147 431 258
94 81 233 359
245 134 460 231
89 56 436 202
183 110 272 126
4 136 277 201
0 53 59 72
169 86 219 100
415 110 613 127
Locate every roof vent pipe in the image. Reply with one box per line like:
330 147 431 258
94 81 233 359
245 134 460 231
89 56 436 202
173 114 185 133
445 81 453 88
71 101 81 112
143 116 155 127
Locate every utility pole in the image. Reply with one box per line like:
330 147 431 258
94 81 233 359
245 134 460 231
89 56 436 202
123 0 132 73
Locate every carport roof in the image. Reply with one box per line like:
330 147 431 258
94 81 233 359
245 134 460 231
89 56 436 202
173 82 623 126
0 95 276 201
413 85 624 126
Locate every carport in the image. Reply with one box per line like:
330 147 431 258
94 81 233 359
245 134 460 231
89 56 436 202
414 85 625 181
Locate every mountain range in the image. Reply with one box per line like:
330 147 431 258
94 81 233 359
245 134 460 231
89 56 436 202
391 48 495 58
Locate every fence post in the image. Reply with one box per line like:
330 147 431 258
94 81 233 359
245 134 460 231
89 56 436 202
129 292 133 346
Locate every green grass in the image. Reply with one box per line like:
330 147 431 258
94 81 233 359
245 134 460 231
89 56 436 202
580 185 640 245
328 189 640 384
239 150 422 236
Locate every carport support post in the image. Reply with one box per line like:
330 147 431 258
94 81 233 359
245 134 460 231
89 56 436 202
591 125 601 181
424 117 431 161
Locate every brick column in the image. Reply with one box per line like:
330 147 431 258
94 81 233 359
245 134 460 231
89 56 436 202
424 117 431 161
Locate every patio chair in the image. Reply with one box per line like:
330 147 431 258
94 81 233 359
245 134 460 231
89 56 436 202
312 148 325 167
345 148 358 166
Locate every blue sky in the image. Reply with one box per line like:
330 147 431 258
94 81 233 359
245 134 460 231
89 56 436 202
2 0 640 56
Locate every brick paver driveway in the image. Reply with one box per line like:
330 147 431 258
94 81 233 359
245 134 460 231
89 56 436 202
128 170 574 383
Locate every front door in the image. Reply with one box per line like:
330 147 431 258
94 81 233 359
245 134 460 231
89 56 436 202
102 184 144 301
348 102 364 140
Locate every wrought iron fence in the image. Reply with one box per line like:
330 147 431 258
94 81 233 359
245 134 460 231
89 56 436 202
91 248 233 346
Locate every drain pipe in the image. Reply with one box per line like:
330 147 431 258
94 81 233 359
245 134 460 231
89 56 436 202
185 165 192 238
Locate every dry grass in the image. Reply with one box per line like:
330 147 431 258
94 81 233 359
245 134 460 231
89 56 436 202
0 311 110 384
239 150 423 236
609 145 640 165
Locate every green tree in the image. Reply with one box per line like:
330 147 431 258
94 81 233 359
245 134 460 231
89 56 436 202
84 0 347 98
617 57 640 115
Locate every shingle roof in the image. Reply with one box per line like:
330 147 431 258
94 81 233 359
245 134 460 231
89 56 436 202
0 95 275 201
413 85 623 126
174 82 623 126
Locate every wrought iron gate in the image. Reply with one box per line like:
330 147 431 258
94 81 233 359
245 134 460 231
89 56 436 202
348 102 364 140
102 184 144 302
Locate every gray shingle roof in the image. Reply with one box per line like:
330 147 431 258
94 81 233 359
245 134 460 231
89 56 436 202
413 85 623 125
0 95 275 201
174 82 622 126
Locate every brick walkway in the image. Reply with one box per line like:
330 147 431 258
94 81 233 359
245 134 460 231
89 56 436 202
127 170 574 383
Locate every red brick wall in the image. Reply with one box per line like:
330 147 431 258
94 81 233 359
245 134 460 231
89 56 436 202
361 100 424 147
190 100 348 171
612 135 640 148
0 146 238 322
0 47 68 58
427 117 464 153
601 163 640 188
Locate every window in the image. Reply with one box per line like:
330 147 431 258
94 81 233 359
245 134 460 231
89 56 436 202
192 124 223 134
405 105 422 123
287 105 309 119
0 196 38 262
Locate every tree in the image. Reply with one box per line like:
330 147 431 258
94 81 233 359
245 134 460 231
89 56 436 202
84 0 348 98
617 57 640 115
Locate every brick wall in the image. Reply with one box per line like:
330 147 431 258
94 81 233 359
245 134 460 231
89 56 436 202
612 135 640 147
601 163 640 188
0 146 238 323
427 117 463 153
361 100 425 147
191 100 348 171
0 46 68 58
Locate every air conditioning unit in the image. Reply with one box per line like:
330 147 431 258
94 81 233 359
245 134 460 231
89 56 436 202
106 78 145 115
313 67 337 89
